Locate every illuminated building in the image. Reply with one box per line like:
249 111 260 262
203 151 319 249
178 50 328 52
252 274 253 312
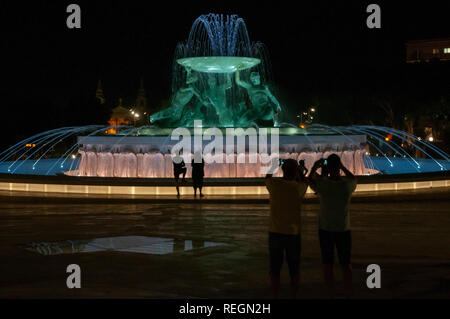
406 38 450 63
106 98 132 134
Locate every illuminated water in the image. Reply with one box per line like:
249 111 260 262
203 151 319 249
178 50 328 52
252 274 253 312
0 156 447 176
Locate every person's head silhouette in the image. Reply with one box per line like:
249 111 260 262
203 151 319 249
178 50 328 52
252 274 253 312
326 154 341 178
281 159 298 180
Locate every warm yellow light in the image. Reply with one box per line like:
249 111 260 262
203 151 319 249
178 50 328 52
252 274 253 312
299 124 305 129
1 179 448 196
310 108 315 112
428 136 434 142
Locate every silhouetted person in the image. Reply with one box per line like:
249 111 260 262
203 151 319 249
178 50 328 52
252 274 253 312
298 159 308 177
173 152 186 197
309 154 357 298
265 158 308 298
191 152 205 197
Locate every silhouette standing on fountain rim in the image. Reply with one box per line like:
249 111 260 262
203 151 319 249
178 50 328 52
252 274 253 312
298 159 308 177
308 154 357 298
191 152 205 197
265 158 308 299
172 151 186 197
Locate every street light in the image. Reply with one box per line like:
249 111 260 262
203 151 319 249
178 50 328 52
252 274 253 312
133 112 139 126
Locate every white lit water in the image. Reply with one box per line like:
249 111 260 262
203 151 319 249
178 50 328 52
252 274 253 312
0 156 448 177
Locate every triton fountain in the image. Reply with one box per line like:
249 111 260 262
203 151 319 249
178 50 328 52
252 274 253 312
0 14 448 188
68 13 377 178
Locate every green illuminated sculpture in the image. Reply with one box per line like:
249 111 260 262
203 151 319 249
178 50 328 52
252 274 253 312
150 60 283 127
202 74 233 126
149 67 206 126
149 14 284 128
235 68 282 127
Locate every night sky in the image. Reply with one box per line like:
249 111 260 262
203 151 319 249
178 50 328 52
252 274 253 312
1 1 450 147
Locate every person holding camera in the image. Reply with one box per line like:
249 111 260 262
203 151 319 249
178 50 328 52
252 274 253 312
172 151 187 197
265 158 308 298
298 159 308 177
309 154 357 298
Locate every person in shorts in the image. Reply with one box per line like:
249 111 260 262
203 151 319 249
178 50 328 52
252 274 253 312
172 152 186 197
309 154 357 298
265 158 308 298
191 152 205 197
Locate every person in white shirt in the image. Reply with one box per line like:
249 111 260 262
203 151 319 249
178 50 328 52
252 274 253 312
309 154 357 298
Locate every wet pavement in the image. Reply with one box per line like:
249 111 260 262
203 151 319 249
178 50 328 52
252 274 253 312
0 188 449 298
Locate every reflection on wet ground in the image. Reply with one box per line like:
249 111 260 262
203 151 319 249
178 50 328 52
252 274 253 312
0 187 449 298
23 236 226 256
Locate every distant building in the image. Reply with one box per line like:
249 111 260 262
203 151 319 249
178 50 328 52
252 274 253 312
106 98 132 134
135 77 147 110
99 78 149 133
406 38 450 63
96 80 105 104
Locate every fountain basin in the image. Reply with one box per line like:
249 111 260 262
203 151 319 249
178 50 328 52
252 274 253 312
64 133 373 178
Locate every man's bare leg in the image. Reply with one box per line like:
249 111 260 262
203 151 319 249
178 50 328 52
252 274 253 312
342 264 353 298
175 178 180 197
290 274 300 299
323 264 335 298
270 274 280 299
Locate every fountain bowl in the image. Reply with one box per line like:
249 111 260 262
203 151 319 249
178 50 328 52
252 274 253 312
177 56 261 73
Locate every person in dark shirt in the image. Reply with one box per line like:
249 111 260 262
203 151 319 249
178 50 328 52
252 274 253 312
191 152 205 197
173 152 186 197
